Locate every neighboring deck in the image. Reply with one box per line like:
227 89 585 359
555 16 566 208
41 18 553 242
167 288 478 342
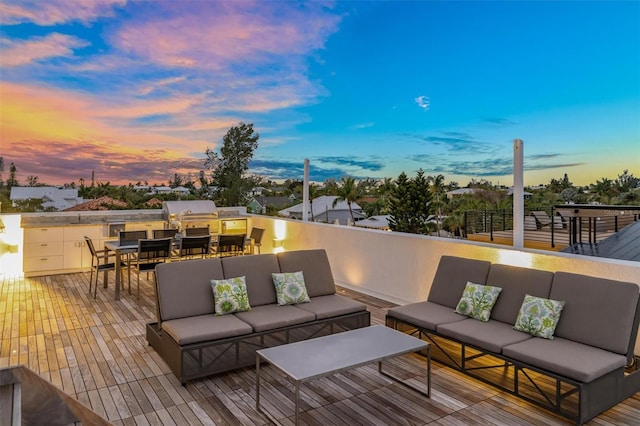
1 272 639 425
467 228 618 252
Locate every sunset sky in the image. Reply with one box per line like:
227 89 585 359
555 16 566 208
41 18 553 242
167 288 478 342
1 0 639 187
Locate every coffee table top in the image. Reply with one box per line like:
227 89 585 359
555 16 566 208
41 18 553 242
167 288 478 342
256 325 427 381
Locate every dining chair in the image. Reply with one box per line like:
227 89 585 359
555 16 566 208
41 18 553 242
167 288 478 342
249 227 265 254
185 226 210 236
119 230 148 292
153 228 178 239
215 234 246 257
84 236 125 299
178 235 211 260
133 237 173 299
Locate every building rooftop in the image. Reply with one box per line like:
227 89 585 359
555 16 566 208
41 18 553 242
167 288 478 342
3 272 638 425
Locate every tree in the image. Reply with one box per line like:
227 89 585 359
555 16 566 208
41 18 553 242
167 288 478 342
430 174 447 234
308 183 319 221
388 169 433 234
333 176 360 222
0 156 4 188
204 122 260 206
27 175 40 186
170 173 183 188
7 162 18 189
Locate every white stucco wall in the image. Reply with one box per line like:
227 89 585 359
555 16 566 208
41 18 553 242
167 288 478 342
250 215 640 355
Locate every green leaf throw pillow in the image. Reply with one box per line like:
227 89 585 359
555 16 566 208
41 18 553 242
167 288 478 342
211 276 251 316
454 282 502 322
272 271 310 305
513 294 565 339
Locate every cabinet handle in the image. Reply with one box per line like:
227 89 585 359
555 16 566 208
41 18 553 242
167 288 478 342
41 243 48 247
41 228 49 231
41 258 48 261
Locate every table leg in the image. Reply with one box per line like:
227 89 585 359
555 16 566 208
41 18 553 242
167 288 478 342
102 251 109 288
295 381 300 425
378 350 431 398
114 249 121 300
255 354 261 410
427 345 431 398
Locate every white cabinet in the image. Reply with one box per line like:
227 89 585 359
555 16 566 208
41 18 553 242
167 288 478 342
63 225 103 270
23 227 64 273
23 225 106 275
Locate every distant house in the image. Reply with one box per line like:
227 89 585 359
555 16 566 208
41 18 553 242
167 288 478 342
278 195 365 225
507 187 533 200
150 186 190 196
249 187 269 197
354 215 391 231
247 195 295 214
63 196 127 211
10 187 83 211
445 188 478 199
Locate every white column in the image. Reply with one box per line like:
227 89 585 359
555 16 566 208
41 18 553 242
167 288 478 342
302 159 310 222
513 139 524 248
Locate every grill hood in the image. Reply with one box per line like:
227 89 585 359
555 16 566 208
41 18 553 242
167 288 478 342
162 200 217 219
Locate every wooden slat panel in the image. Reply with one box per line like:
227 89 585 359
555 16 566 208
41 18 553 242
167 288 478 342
1 272 638 425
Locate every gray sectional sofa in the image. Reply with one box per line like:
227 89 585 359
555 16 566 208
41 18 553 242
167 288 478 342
146 249 370 384
386 255 640 425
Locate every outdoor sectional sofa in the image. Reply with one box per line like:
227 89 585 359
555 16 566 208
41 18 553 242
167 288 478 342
385 255 640 425
146 249 370 384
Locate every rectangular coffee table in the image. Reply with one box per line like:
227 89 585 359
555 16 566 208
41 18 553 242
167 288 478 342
255 325 430 425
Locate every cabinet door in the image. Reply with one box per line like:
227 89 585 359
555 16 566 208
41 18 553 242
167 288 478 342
63 225 103 269
24 227 64 243
24 255 64 272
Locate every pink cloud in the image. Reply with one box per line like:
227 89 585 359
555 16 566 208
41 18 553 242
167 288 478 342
0 82 227 185
114 2 342 70
1 33 89 67
0 0 126 25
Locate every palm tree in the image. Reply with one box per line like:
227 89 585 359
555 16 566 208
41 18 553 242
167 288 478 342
308 183 319 221
429 174 447 234
333 176 359 222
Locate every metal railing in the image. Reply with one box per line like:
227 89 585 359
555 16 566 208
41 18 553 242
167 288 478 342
463 206 639 248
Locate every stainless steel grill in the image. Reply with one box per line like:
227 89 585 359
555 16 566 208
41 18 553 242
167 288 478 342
162 201 218 232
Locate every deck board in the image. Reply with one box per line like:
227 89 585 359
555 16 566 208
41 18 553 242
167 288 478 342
1 271 638 425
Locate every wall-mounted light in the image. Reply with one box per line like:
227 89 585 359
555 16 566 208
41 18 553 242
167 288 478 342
0 242 19 254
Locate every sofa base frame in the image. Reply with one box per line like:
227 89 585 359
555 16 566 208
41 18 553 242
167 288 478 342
147 310 371 385
386 316 640 425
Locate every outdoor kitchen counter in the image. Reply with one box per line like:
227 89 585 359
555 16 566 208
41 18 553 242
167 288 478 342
20 210 165 226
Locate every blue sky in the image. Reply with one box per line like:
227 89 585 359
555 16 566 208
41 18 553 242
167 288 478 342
1 0 639 187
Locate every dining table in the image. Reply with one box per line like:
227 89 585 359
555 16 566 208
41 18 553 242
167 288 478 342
103 240 138 300
103 234 254 300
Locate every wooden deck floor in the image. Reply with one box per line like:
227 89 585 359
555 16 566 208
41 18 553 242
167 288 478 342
1 271 639 425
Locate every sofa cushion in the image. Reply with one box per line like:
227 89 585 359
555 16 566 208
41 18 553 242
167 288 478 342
455 282 502 322
502 337 628 383
272 271 310 305
486 264 554 324
387 301 467 331
156 258 224 322
221 254 280 307
295 294 366 320
162 314 253 345
234 304 315 332
427 256 491 308
211 276 251 315
550 272 640 355
513 295 565 339
438 318 531 353
277 249 336 297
